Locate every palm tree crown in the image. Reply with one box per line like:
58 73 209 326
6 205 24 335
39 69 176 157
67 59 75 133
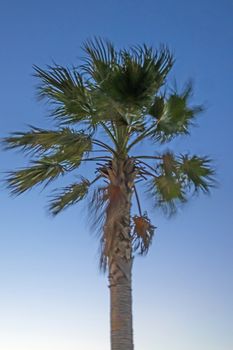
3 38 215 265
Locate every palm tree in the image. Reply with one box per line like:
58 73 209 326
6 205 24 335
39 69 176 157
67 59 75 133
3 38 215 350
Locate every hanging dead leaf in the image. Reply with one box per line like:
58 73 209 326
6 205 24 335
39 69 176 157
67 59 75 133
132 214 155 255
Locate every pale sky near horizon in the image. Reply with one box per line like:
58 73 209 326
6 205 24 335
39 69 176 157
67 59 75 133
0 0 232 349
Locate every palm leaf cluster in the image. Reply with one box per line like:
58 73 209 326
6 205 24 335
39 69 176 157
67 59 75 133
2 38 215 260
149 152 214 214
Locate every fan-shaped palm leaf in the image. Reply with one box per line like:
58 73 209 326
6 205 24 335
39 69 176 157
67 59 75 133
150 174 186 214
179 154 215 193
3 127 92 153
82 37 117 83
49 178 90 215
149 83 203 141
34 65 94 124
6 159 66 195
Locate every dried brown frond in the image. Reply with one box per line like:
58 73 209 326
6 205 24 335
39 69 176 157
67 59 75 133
132 213 155 255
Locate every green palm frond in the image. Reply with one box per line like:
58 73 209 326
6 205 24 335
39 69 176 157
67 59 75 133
49 178 90 215
179 155 215 193
82 38 174 114
82 37 117 83
3 127 92 167
148 151 185 214
6 159 66 195
119 45 173 103
160 151 179 175
150 174 186 214
101 47 172 109
146 151 215 214
89 90 129 126
33 65 93 124
149 83 203 141
3 127 91 152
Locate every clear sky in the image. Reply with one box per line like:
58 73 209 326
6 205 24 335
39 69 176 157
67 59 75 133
0 0 232 349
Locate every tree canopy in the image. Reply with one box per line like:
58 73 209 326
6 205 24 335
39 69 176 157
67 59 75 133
3 38 215 262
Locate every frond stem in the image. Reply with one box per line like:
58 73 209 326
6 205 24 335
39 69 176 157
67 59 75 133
135 155 162 160
136 159 157 173
100 122 118 147
133 185 142 217
90 174 102 185
139 169 157 178
111 121 117 138
127 125 156 152
81 156 111 162
92 139 116 155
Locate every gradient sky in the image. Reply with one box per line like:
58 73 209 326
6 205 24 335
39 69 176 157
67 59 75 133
0 1 232 349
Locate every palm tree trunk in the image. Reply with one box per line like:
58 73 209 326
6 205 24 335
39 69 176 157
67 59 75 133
109 256 134 350
104 158 135 350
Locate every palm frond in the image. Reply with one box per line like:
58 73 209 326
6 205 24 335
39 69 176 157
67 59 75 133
149 83 203 141
178 154 215 193
81 38 174 117
99 44 173 110
89 90 129 126
160 151 179 175
146 151 215 215
151 175 186 214
82 37 117 83
3 127 92 167
6 159 66 195
49 178 90 215
33 65 93 124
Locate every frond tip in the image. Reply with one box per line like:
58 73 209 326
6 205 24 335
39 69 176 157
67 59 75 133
2 127 92 156
49 178 90 215
179 154 216 193
6 159 65 195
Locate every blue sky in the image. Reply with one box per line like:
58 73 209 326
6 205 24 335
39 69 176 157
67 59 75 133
0 0 232 349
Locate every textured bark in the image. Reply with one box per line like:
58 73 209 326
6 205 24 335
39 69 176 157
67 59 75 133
109 257 134 350
103 158 135 350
